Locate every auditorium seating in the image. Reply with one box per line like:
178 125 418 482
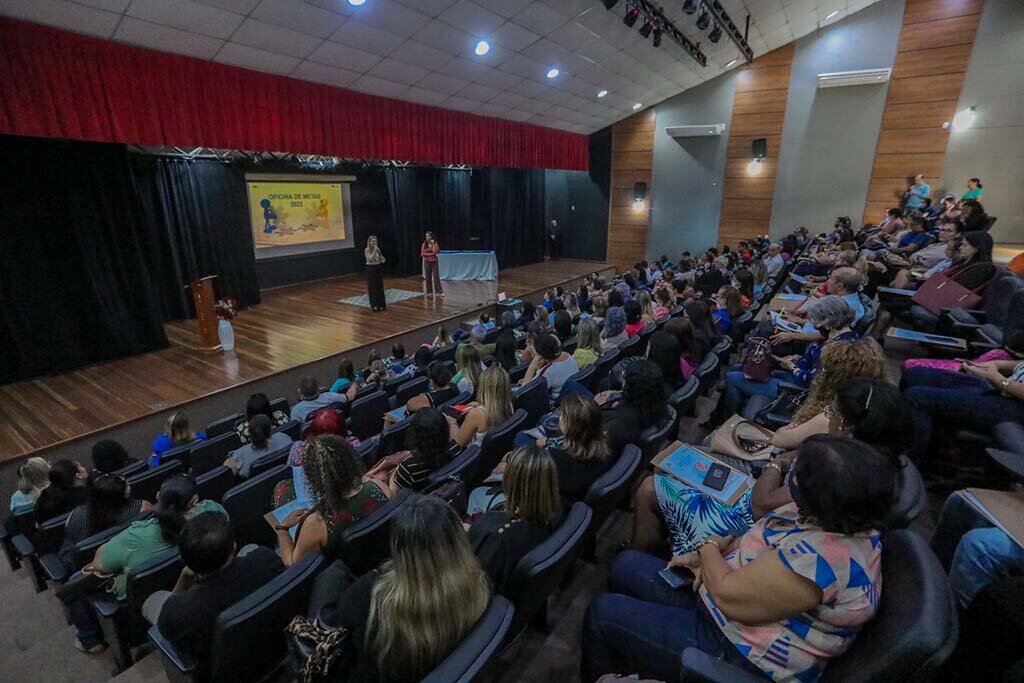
474 410 529 486
335 489 414 576
129 460 185 503
582 445 642 559
421 595 514 683
394 376 429 407
348 390 390 441
247 445 292 478
221 464 289 549
189 433 243 476
195 466 235 503
376 416 412 458
513 378 549 426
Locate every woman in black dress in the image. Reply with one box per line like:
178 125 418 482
365 235 386 312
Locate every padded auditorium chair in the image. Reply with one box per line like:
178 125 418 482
668 376 700 420
335 489 414 576
421 595 514 683
618 334 644 359
221 463 289 549
348 390 390 441
693 354 720 397
475 410 529 486
393 376 429 407
40 519 141 585
247 444 292 479
149 553 324 683
884 456 927 530
582 445 641 560
188 432 242 476
268 396 290 416
128 460 185 504
561 336 578 355
501 502 592 643
679 529 957 683
563 364 597 397
709 338 733 371
638 323 657 351
12 511 70 593
513 377 549 426
437 390 472 412
0 504 36 572
639 405 678 467
195 466 235 504
275 419 301 441
376 416 412 459
205 412 243 439
427 445 482 487
507 361 531 385
945 274 1024 349
592 348 621 387
432 342 459 364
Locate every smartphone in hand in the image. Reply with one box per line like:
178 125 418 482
658 568 691 590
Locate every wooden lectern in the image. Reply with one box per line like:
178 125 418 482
186 276 221 352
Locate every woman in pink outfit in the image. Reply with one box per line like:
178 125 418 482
901 330 1023 374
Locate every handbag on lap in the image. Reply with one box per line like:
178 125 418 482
286 615 352 683
709 415 775 461
740 337 773 382
912 263 997 316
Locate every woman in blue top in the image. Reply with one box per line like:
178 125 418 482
710 285 744 334
904 173 931 211
150 412 206 467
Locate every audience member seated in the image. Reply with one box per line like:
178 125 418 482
493 313 520 371
406 361 460 413
601 306 629 350
959 198 989 233
268 435 391 566
149 512 283 668
32 459 89 521
410 346 434 376
695 256 730 297
733 269 755 307
583 435 897 683
633 376 899 556
590 295 609 326
329 358 360 393
68 475 226 655
326 495 489 683
905 230 997 330
58 471 151 569
902 329 1024 375
663 318 700 380
710 285 744 334
772 268 865 347
684 300 718 359
431 325 453 349
469 444 560 588
151 412 207 466
763 243 785 280
234 392 289 445
722 296 858 416
597 360 668 456
520 334 579 401
646 330 686 395
9 457 49 510
553 310 574 344
653 287 674 318
466 323 496 357
573 318 602 369
448 366 514 449
454 344 484 396
91 440 133 474
278 408 359 508
538 395 614 502
223 414 293 479
290 376 358 423
637 291 659 326
392 409 452 492
624 301 645 338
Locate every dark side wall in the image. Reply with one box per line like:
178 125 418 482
544 127 611 261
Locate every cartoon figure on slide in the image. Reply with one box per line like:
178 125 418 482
315 198 329 230
260 198 278 233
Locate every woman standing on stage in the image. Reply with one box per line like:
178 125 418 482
365 235 386 312
421 231 443 297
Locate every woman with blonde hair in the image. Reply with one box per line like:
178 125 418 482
636 290 659 325
333 495 489 682
564 292 583 321
10 457 50 510
653 286 674 317
150 412 206 467
364 235 386 312
590 295 609 325
449 365 514 448
469 444 560 589
540 394 614 501
573 318 603 369
431 325 452 349
453 344 483 396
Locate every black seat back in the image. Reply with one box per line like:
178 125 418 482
593 348 621 386
882 456 927 530
206 412 243 439
476 410 529 486
394 376 429 406
729 311 755 343
124 549 184 645
694 354 720 396
421 595 514 683
562 364 597 397
348 390 390 440
504 502 592 639
437 390 472 412
269 397 290 416
710 338 732 370
222 464 289 549
507 361 531 384
32 512 70 556
275 419 301 441
158 443 192 469
190 432 243 476
583 445 641 537
821 529 957 682
336 489 414 575
514 378 549 426
669 376 700 418
377 417 412 458
247 444 292 479
432 343 459 364
428 445 482 484
69 519 142 571
208 553 324 683
618 334 643 358
196 466 235 503
129 460 185 504
639 405 678 466
638 323 657 350
560 337 578 354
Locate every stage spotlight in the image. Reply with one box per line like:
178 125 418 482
474 40 490 56
696 10 710 30
653 28 662 47
604 0 621 8
546 68 560 79
682 0 699 13
709 26 722 42
624 6 640 27
639 20 653 38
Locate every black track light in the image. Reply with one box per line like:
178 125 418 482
603 0 621 9
708 25 722 42
623 6 640 27
652 28 663 47
639 20 654 38
682 0 699 13
696 10 711 30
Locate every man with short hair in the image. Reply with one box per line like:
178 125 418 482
290 375 357 422
547 219 561 260
149 512 283 665
774 267 866 345
466 323 496 357
763 244 785 280
904 173 931 212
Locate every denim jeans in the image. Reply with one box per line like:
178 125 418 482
581 550 763 683
67 580 106 648
902 367 1024 454
931 493 1024 609
722 365 781 416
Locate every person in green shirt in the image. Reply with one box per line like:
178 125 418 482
68 475 227 654
572 318 603 369
962 177 984 201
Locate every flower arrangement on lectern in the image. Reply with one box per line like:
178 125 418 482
214 297 238 351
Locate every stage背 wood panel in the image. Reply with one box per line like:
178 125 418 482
861 0 984 223
607 109 655 270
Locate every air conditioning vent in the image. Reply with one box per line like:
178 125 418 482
665 124 726 138
817 68 891 88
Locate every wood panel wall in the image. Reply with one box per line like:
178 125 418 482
607 109 655 271
718 45 795 247
862 0 984 223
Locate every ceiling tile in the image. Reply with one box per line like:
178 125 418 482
416 72 471 95
195 0 261 12
232 18 322 58
307 41 384 72
481 69 523 90
393 0 459 16
575 38 617 65
472 0 532 19
457 81 502 102
539 0 592 18
520 37 571 65
251 0 345 38
546 20 600 52
291 60 362 88
443 95 482 112
437 56 491 82
515 98 554 114
490 90 531 108
499 109 537 122
367 57 432 85
75 0 130 11
300 0 355 17
511 3 570 37
351 0 431 38
388 40 455 71
416 19 471 52
127 0 244 39
490 20 540 51
348 75 409 98
0 0 119 38
401 86 449 105
498 52 546 80
457 41 513 67
515 79 555 99
438 1 505 35
114 17 224 59
215 42 301 75
328 19 404 57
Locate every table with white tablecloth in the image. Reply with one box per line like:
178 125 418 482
437 250 498 281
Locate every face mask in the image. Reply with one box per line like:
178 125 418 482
814 324 830 336
786 469 805 512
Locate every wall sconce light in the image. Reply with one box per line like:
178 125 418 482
747 158 763 175
943 106 976 132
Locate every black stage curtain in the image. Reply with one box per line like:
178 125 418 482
386 167 472 276
0 136 168 383
131 157 260 319
479 168 546 268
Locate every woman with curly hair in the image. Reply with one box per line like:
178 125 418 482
597 359 668 456
267 435 391 567
392 409 452 492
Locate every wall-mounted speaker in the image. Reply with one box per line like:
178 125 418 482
634 182 648 201
752 138 767 159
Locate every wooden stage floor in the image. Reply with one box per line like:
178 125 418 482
0 259 608 463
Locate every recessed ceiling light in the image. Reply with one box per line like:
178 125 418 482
726 59 737 68
632 102 642 110
546 68 560 79
825 10 839 20
348 0 365 5
474 40 490 56
597 89 608 98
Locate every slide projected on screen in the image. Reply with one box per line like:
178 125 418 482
246 174 355 259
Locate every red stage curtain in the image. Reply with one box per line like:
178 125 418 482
0 18 588 171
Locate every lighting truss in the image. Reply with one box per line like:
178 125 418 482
620 0 707 68
703 1 754 63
